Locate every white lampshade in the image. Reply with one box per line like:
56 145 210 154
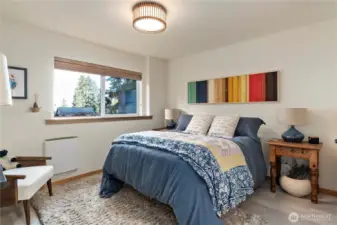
165 109 174 120
0 53 12 106
279 108 308 126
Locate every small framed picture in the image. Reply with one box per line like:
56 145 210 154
8 66 28 99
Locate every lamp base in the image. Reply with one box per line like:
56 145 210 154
282 125 304 143
166 120 176 130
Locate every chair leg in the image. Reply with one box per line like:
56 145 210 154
47 178 53 196
23 200 30 225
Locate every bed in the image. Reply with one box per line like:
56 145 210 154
100 117 267 225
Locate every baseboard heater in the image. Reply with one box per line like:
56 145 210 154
44 136 78 175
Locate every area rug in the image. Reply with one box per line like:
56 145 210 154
31 175 268 225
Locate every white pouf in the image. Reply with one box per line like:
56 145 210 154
280 176 311 197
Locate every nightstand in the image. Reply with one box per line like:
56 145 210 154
152 127 169 131
268 139 322 203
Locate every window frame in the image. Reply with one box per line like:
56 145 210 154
53 57 142 119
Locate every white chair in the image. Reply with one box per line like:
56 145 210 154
0 157 53 225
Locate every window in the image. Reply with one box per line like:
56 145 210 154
53 57 141 118
104 76 137 115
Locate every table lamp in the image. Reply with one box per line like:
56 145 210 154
165 109 176 129
279 108 308 143
0 52 12 188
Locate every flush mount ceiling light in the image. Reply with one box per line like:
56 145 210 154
132 1 167 33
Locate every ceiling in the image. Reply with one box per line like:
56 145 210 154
1 0 337 59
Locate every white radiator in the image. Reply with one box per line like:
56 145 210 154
44 136 78 175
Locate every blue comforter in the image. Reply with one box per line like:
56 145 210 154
100 133 266 225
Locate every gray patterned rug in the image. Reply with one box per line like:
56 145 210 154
31 175 268 225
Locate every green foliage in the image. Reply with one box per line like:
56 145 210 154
105 77 136 114
73 75 100 113
71 76 136 115
288 164 310 180
106 77 135 92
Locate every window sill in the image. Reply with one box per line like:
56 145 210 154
45 115 153 125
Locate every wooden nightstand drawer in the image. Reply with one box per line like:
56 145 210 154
276 147 312 158
278 146 299 152
280 146 308 152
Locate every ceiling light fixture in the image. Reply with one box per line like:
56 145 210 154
132 1 167 33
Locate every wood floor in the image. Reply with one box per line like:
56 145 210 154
0 182 336 225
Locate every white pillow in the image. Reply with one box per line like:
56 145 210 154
208 115 240 138
184 115 214 135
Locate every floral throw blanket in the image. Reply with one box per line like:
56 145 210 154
114 131 254 217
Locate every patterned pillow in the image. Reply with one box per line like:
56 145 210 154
184 115 214 135
208 115 240 138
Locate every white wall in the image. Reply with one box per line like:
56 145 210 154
0 19 167 180
0 15 3 44
0 15 7 148
148 57 168 125
168 19 337 190
0 15 3 146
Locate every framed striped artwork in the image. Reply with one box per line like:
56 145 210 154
188 71 278 104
